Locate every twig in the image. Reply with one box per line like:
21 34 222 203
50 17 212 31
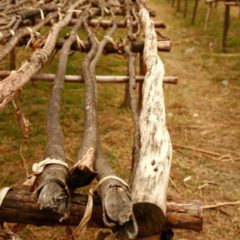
170 177 182 195
173 144 224 157
19 140 30 177
210 52 240 57
202 201 240 209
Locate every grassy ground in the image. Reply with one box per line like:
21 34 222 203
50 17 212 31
0 0 240 239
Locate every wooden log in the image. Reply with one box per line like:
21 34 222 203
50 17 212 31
35 8 91 217
70 18 166 28
204 2 213 30
0 71 178 84
0 0 87 109
124 0 140 179
67 18 98 190
55 39 171 53
78 14 137 238
0 188 203 234
183 0 188 18
222 3 230 50
130 2 172 237
192 0 199 24
176 0 181 12
12 39 170 53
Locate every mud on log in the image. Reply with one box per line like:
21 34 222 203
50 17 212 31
0 188 203 235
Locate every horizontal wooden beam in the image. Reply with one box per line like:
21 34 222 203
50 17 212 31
0 71 178 84
16 39 171 53
54 39 172 53
69 19 166 28
0 188 203 236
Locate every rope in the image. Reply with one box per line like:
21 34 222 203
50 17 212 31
38 8 44 20
25 27 40 49
0 187 11 207
75 33 85 49
74 175 129 237
9 29 15 36
58 8 63 20
23 158 68 188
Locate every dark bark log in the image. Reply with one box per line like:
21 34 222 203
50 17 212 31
191 0 199 25
0 0 87 109
68 11 137 238
35 9 89 217
67 19 98 189
183 0 188 18
222 4 230 50
204 2 213 30
0 188 203 234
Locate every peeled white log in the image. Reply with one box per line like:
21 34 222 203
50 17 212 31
0 71 178 84
130 3 172 237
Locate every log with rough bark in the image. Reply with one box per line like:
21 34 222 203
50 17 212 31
0 188 203 234
0 0 87 109
67 18 98 189
130 1 172 237
68 13 137 238
0 71 178 84
34 9 90 218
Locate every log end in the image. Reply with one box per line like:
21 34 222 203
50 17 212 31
37 182 69 216
102 185 138 239
133 202 166 237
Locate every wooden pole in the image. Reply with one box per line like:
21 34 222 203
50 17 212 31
131 3 172 237
204 2 213 30
183 0 188 18
192 0 199 25
176 0 181 12
222 3 230 51
0 71 178 84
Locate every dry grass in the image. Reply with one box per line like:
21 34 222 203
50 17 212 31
0 0 240 239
